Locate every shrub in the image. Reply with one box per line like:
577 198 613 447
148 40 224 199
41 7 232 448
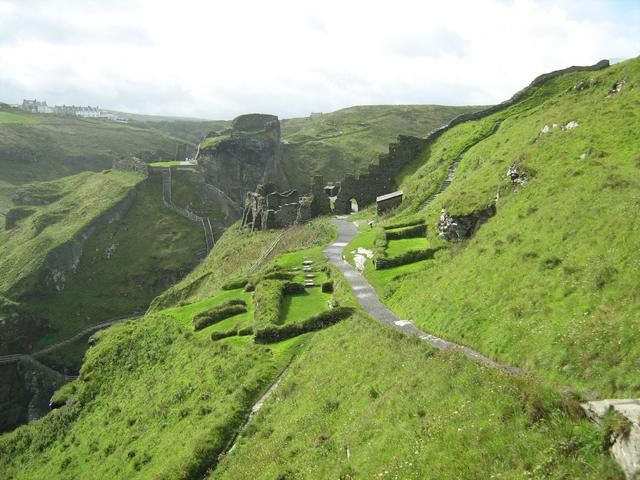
253 280 285 330
602 407 632 451
385 224 427 240
282 282 305 294
383 218 425 230
254 307 354 343
192 300 247 331
374 248 438 270
322 281 334 293
221 277 249 290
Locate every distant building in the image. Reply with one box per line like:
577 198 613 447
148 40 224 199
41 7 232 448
53 105 101 118
21 99 52 113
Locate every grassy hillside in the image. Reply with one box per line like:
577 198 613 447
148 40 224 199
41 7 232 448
0 171 143 298
213 314 619 479
0 104 194 209
0 219 339 479
342 57 640 398
22 175 205 356
0 212 621 478
279 105 485 188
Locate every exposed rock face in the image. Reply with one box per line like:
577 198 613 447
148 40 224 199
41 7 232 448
5 207 36 230
198 114 288 203
112 156 149 175
582 399 640 480
0 361 63 433
507 163 529 186
438 205 496 241
241 184 310 231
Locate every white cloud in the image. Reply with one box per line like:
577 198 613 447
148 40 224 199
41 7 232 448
0 0 638 119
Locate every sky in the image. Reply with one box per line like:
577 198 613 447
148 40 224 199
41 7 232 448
0 0 638 120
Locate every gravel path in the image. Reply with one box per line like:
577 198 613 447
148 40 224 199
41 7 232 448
325 217 529 377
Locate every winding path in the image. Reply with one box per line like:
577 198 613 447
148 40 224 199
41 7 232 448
324 218 529 377
418 120 502 211
0 313 141 378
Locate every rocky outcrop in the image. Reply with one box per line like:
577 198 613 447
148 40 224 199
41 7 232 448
507 163 529 186
241 184 311 231
112 156 149 175
582 399 640 480
437 205 496 241
198 114 289 203
0 360 64 433
5 207 36 230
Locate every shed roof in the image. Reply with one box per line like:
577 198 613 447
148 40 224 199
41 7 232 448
376 190 403 202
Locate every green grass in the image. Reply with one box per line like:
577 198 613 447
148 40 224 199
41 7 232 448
19 175 204 356
0 111 188 211
345 57 640 398
0 111 40 124
152 218 335 311
0 313 307 479
0 171 143 298
212 314 620 479
279 105 484 189
280 289 332 325
148 161 182 167
385 236 429 257
163 288 253 338
0 219 333 478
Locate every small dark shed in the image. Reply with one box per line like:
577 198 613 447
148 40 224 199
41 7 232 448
376 190 403 215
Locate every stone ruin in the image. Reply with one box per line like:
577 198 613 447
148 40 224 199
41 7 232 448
437 205 496 241
241 184 312 231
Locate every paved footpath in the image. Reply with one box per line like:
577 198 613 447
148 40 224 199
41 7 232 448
324 217 529 378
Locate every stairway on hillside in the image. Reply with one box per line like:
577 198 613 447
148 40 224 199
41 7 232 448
160 169 214 253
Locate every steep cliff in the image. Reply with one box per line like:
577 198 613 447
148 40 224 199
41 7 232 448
198 114 289 203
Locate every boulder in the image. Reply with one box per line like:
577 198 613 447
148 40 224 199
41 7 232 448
582 399 640 479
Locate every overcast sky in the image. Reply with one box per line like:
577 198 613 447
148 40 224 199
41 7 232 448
0 0 638 119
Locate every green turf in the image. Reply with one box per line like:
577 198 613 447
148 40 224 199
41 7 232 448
0 111 39 124
212 314 620 479
280 290 332 325
385 236 429 257
0 171 143 297
22 176 204 357
162 288 253 337
148 161 182 167
345 57 640 398
0 313 308 479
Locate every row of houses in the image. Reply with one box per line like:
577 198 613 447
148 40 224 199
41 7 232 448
20 99 127 122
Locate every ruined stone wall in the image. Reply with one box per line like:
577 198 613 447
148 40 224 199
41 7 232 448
112 156 149 176
198 114 288 203
334 135 427 214
332 60 610 214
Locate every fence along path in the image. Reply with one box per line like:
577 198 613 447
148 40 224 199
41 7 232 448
161 168 215 253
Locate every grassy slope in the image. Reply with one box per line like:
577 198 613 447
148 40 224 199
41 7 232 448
23 175 204 352
213 314 619 479
279 104 484 188
0 104 201 208
346 57 640 397
0 171 143 297
0 220 337 479
150 218 336 310
0 313 310 480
